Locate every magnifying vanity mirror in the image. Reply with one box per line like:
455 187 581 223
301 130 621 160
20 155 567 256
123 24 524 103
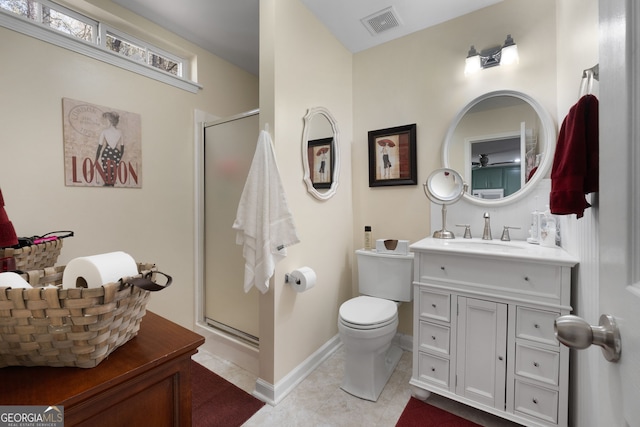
443 90 556 206
423 168 467 239
302 107 340 200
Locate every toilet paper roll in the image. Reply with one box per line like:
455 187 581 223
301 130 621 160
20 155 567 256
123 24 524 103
62 251 138 289
0 272 32 288
289 267 316 293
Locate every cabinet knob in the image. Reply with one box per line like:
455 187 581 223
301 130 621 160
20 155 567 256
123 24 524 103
440 266 445 271
498 356 503 361
431 367 436 372
524 276 529 281
534 323 540 329
533 361 539 367
431 336 436 340
532 398 538 404
431 303 437 308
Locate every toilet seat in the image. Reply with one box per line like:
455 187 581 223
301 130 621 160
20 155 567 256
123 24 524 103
339 296 398 330
340 316 397 330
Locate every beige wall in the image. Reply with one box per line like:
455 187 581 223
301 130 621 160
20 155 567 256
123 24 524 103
260 0 354 384
0 8 258 329
352 0 558 334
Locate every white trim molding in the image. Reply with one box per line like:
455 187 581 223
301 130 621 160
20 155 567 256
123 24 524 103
0 11 202 93
253 335 343 406
252 332 413 406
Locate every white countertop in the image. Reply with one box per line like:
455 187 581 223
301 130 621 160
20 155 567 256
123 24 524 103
410 237 579 267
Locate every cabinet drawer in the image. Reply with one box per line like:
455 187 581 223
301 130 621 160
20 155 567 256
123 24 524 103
516 307 560 346
418 352 450 388
418 254 561 299
514 380 558 424
419 321 450 356
418 288 450 322
516 344 559 386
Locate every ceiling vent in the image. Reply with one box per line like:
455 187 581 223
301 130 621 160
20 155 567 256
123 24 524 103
361 6 402 36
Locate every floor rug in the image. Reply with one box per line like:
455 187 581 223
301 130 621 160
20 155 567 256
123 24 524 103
192 360 265 427
396 397 481 427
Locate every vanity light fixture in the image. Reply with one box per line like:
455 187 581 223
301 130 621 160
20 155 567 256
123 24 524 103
464 34 519 76
500 34 519 65
464 46 481 76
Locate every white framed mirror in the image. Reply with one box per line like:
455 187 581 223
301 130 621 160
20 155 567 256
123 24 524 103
443 90 556 206
302 107 340 200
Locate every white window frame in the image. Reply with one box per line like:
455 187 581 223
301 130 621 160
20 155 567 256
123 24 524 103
102 25 187 79
39 0 98 43
0 1 201 93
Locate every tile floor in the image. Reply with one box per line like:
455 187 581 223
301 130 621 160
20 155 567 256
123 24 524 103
192 333 520 427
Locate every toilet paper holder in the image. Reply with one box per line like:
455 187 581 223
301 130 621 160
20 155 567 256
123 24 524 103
284 273 301 284
284 267 317 293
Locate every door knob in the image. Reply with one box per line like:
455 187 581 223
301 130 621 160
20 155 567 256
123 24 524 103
554 314 621 362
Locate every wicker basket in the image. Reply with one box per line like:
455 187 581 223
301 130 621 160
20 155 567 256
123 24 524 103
0 262 170 368
0 239 64 271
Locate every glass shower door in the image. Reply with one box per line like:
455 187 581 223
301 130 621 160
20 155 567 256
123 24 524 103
204 112 259 345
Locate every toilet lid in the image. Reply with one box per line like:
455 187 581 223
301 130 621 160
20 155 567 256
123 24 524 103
339 296 397 326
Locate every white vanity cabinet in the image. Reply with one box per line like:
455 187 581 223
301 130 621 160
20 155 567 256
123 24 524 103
410 238 578 427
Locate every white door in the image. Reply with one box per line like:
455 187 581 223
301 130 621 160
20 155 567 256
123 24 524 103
597 1 640 425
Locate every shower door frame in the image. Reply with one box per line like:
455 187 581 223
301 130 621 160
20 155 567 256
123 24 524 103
193 109 261 374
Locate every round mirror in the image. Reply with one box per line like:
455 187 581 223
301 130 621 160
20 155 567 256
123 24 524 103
426 168 466 202
302 107 340 200
443 90 555 206
423 168 466 239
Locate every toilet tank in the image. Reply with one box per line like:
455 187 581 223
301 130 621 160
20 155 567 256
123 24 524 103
356 249 414 302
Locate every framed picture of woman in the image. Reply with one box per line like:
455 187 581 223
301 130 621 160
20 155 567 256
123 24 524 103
368 124 417 187
307 137 333 189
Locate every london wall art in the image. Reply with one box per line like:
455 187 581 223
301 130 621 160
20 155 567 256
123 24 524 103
62 98 142 188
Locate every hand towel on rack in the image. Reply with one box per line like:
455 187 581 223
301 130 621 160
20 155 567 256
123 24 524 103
550 94 599 218
232 130 300 294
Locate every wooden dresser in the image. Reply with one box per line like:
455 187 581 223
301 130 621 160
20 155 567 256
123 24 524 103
0 311 204 427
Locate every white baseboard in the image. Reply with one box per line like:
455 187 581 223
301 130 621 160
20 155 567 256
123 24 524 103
253 334 343 405
395 331 413 352
252 332 413 405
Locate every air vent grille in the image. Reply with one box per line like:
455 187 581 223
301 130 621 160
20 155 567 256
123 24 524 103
361 6 402 36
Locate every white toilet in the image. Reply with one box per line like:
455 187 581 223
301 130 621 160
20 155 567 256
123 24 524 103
338 249 414 401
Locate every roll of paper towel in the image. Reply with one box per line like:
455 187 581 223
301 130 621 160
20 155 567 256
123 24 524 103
62 252 138 289
289 267 317 293
0 272 32 288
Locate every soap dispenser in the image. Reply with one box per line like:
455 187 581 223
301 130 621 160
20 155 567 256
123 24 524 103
527 197 541 244
539 206 557 247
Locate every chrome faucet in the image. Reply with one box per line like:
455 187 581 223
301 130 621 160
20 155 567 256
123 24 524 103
482 212 492 240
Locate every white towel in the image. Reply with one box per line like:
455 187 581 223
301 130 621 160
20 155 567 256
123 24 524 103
232 130 300 294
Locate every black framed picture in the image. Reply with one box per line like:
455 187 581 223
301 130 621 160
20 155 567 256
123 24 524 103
307 137 333 189
368 124 417 187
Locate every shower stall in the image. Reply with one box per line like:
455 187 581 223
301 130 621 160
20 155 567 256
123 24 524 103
203 110 260 347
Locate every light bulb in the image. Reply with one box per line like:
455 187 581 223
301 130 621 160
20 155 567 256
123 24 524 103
464 46 481 75
501 44 519 65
